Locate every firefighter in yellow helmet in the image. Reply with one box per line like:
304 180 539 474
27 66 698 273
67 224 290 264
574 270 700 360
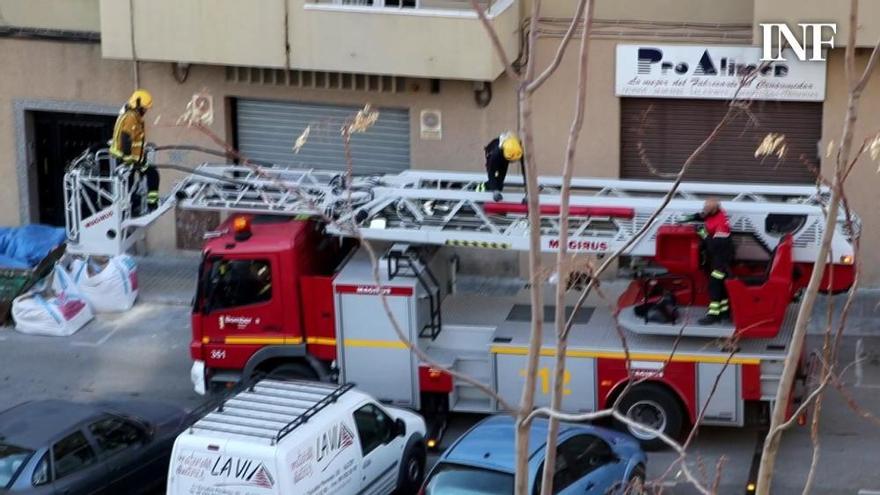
110 89 160 214
479 131 523 201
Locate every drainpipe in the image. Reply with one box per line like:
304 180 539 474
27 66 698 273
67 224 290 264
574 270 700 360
129 0 140 88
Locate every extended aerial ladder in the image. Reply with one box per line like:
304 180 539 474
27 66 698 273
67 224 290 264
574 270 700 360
63 149 856 339
65 150 855 263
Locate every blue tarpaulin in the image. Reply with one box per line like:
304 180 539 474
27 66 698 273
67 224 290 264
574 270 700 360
0 225 66 269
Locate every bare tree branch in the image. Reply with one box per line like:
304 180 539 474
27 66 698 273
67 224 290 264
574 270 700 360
561 101 743 342
853 38 880 95
180 116 520 413
540 1 594 491
526 0 589 93
755 1 880 491
468 0 521 83
529 407 714 495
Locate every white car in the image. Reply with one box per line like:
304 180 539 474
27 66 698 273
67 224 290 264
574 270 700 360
167 379 427 495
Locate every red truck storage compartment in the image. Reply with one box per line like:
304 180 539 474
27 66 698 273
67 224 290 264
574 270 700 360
300 275 337 360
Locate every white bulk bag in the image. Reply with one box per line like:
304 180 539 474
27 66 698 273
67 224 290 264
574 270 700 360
12 265 94 336
70 255 139 312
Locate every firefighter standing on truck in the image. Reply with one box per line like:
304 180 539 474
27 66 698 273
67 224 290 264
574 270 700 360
477 132 523 202
110 89 160 214
682 198 734 325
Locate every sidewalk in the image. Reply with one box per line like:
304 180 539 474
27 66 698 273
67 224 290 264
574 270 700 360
134 253 199 305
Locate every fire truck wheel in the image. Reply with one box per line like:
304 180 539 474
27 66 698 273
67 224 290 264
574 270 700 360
396 435 426 494
615 384 683 451
265 362 318 381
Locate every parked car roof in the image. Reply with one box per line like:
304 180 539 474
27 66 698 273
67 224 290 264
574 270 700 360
0 400 102 449
442 415 578 473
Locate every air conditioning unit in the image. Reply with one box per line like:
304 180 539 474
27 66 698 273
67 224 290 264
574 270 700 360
420 109 442 140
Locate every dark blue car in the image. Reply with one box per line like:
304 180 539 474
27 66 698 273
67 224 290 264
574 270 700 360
423 415 647 494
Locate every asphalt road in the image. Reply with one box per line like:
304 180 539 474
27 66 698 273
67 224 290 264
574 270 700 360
3 301 880 494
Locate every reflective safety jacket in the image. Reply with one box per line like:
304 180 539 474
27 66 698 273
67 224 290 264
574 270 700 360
704 209 731 238
109 106 146 165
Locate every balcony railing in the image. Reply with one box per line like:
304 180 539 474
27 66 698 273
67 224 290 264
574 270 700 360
294 0 519 80
101 0 519 81
308 0 494 12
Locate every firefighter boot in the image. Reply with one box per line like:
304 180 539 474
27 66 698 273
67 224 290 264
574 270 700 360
698 313 722 325
698 301 723 325
493 191 503 202
146 191 160 213
720 299 731 321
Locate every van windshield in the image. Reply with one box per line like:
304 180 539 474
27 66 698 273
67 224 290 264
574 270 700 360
0 443 33 489
424 463 514 495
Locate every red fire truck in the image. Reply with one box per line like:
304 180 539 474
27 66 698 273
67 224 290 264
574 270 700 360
64 153 856 448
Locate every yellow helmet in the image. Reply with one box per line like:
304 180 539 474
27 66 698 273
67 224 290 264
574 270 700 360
500 133 523 161
128 89 153 110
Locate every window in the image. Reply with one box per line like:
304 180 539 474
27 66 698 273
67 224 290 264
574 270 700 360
558 435 614 484
335 0 416 8
534 435 615 494
88 417 143 456
52 432 97 480
352 404 394 456
31 454 50 487
424 463 514 495
0 443 33 489
205 259 272 311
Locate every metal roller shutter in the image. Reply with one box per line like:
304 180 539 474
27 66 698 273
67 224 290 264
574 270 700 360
620 98 821 184
236 99 410 175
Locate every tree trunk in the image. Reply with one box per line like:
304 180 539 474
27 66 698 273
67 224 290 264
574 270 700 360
539 3 593 493
514 84 547 494
755 2 863 491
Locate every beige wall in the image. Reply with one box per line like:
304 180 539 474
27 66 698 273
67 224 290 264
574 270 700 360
0 37 519 251
0 34 613 251
289 0 518 80
527 38 620 177
0 0 99 32
100 0 519 81
4 36 879 285
753 0 880 47
100 0 288 68
538 0 753 23
821 48 880 284
0 39 129 227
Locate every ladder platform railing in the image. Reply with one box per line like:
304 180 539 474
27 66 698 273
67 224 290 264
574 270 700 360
63 151 856 262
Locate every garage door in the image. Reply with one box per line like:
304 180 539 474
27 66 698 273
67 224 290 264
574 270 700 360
236 99 410 175
621 98 821 184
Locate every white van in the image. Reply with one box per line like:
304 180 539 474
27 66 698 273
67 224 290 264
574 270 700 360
167 379 427 495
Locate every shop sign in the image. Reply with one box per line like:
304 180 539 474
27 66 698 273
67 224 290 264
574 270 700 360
615 44 826 101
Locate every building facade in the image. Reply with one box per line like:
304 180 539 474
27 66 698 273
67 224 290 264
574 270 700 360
1 0 878 281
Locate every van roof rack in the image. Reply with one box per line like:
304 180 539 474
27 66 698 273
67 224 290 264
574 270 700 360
188 378 356 445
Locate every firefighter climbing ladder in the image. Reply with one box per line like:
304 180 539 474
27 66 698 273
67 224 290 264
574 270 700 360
64 150 856 263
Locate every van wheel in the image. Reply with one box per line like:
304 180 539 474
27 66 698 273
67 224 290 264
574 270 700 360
397 436 426 494
265 362 318 381
614 383 684 451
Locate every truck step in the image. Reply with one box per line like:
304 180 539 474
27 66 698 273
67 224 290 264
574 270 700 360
451 358 490 380
454 375 490 386
451 397 493 413
431 324 496 350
